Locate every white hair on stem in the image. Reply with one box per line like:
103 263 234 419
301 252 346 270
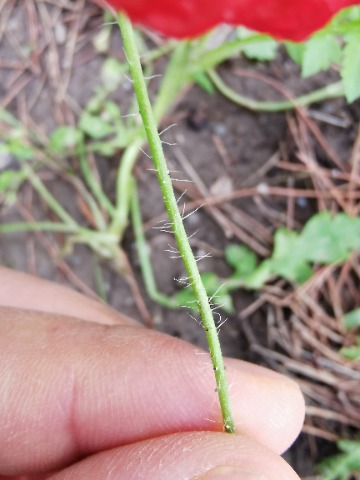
139 147 152 158
159 123 178 136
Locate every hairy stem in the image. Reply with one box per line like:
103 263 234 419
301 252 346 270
118 13 235 433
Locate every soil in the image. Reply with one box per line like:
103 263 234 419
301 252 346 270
1 2 360 478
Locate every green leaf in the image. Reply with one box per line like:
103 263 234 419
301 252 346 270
50 126 83 153
343 308 360 330
104 101 122 120
224 212 360 290
317 440 360 480
270 228 313 283
0 169 21 192
241 259 273 289
173 288 196 309
242 38 278 61
301 34 341 78
285 42 305 65
236 28 278 62
225 244 257 277
299 212 360 263
174 272 233 313
341 32 360 102
79 111 114 139
338 440 360 454
339 344 360 360
192 71 215 94
101 58 128 92
214 293 234 314
0 140 34 161
199 272 221 294
0 169 25 205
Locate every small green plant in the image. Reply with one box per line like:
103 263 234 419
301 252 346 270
175 212 360 313
208 6 360 110
285 6 360 102
317 439 360 480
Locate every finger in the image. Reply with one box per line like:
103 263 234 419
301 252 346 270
48 432 300 480
0 267 138 326
0 308 304 476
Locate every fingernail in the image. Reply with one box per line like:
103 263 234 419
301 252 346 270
197 465 270 480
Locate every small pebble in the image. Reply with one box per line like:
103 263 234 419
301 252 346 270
212 122 227 137
296 197 308 208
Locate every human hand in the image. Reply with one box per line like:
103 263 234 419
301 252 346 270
0 268 304 480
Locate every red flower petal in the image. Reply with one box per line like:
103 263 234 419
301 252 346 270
107 0 358 40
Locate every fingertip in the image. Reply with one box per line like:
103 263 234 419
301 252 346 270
47 432 301 480
225 359 305 454
0 267 138 326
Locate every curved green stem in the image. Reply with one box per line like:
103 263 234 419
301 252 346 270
209 69 345 111
78 142 116 218
109 139 143 236
131 179 178 309
118 12 235 433
23 165 78 228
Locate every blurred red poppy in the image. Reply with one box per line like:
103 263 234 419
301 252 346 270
107 0 358 41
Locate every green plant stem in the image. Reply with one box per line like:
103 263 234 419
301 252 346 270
118 12 235 433
209 70 345 111
142 40 177 64
110 43 191 238
193 34 269 73
92 255 108 301
23 165 78 228
152 41 191 121
78 142 116 218
131 179 177 308
109 138 143 235
0 222 77 233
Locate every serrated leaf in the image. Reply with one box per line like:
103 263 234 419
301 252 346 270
301 34 341 78
341 32 360 102
343 308 360 330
